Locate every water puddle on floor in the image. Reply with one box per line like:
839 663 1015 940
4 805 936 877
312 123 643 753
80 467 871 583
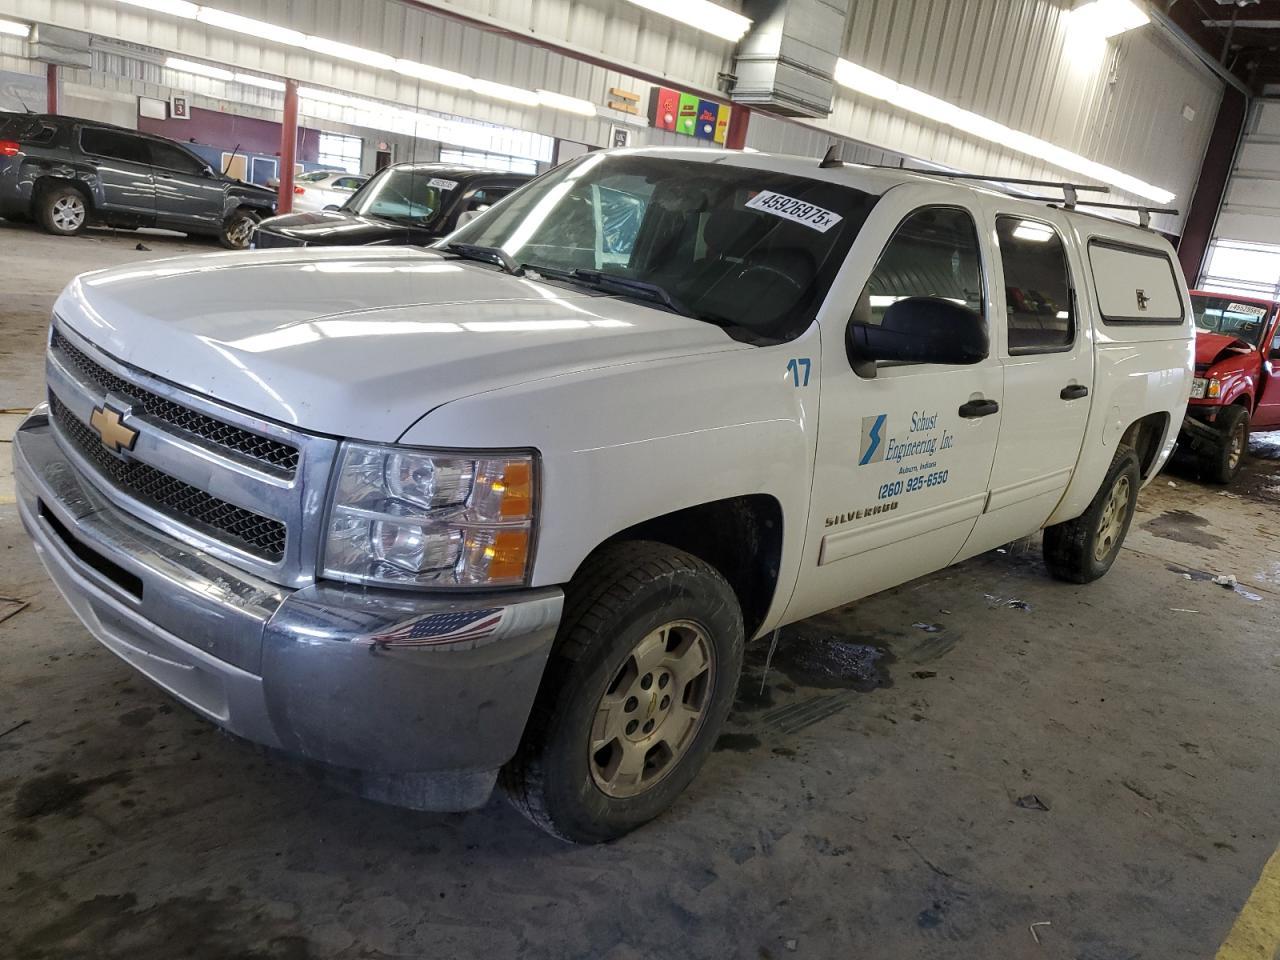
1142 510 1224 550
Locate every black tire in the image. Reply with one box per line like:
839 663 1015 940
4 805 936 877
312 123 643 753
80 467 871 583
1201 405 1249 485
219 207 259 249
503 541 744 844
37 185 89 236
1043 445 1141 584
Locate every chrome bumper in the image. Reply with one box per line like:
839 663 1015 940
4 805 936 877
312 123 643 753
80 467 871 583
13 407 563 810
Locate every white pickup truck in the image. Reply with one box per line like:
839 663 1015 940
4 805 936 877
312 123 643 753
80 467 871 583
13 148 1194 842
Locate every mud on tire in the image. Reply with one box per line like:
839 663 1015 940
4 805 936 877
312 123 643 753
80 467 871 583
502 540 744 844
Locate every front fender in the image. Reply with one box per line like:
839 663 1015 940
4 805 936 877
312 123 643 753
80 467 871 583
398 330 822 627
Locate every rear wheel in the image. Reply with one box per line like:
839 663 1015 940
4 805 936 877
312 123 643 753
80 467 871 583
38 185 88 236
219 207 259 249
1043 446 1141 584
1202 405 1249 485
503 541 744 843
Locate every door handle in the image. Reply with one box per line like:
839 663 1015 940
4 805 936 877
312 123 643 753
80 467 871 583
958 398 999 418
1060 384 1089 401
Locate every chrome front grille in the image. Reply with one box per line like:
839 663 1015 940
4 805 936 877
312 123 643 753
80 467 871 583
50 395 287 561
44 320 341 587
51 329 299 475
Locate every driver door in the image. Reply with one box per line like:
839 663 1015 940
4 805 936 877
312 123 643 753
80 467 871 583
784 185 1004 624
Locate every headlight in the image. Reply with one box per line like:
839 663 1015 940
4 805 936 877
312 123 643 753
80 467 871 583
1206 378 1222 399
322 442 536 588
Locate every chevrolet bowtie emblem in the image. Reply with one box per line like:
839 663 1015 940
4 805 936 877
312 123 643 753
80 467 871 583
89 404 138 454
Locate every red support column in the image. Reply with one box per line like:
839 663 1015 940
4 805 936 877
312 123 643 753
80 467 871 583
725 105 751 151
277 78 299 215
1177 86 1248 287
46 64 59 114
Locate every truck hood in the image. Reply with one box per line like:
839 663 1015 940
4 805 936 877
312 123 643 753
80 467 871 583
57 246 747 441
1195 330 1255 367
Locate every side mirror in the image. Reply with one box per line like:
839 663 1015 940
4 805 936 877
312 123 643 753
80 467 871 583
203 166 216 178
846 296 987 378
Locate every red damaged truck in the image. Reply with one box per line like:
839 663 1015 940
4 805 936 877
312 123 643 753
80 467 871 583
1180 290 1280 482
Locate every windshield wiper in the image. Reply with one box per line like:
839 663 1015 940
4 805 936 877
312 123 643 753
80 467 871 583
444 242 521 276
528 266 693 318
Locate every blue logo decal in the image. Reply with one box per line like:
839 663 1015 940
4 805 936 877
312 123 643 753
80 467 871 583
859 414 886 466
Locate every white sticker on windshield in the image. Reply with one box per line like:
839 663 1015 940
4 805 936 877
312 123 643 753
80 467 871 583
1226 302 1266 317
745 191 843 233
428 178 459 190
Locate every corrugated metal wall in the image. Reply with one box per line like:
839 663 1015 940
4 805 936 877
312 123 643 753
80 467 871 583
4 0 704 151
1214 99 1280 246
4 0 1224 231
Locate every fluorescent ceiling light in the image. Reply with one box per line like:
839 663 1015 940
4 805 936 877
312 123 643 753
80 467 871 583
1013 221 1055 242
115 0 197 17
196 7 304 45
621 0 751 42
166 56 233 81
536 90 597 116
110 0 598 117
235 73 285 91
393 59 471 90
470 78 540 107
0 16 30 37
1066 0 1149 39
833 58 1175 204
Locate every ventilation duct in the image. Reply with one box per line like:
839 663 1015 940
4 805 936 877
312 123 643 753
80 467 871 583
731 0 850 118
29 25 92 69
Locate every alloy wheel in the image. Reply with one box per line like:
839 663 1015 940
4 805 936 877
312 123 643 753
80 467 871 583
588 620 715 799
1094 474 1131 563
52 196 86 232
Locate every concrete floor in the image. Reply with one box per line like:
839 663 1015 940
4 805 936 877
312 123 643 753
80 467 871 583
2 222 1279 960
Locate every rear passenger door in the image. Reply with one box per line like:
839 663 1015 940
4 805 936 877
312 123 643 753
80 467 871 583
149 139 224 230
959 208 1094 559
1256 312 1280 428
79 127 155 221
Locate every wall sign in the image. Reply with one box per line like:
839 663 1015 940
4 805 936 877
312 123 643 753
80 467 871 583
610 126 632 149
170 94 189 120
650 87 731 145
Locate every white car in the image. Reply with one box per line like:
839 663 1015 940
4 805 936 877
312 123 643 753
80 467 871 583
287 170 369 213
13 147 1194 843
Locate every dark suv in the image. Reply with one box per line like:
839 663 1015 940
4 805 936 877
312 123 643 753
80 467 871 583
254 162 530 248
0 113 276 248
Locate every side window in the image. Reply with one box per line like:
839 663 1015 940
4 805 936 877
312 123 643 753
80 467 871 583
854 206 984 328
80 128 148 164
148 141 208 175
334 177 362 191
995 216 1075 354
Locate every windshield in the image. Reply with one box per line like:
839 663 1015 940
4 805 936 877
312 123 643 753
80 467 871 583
297 171 335 183
1190 293 1272 347
446 153 879 342
343 167 460 223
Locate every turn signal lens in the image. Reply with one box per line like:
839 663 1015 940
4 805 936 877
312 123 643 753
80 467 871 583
293 185 306 194
1207 378 1222 399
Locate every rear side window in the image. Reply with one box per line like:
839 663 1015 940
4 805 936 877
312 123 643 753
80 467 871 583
854 206 985 327
995 216 1074 354
1088 240 1184 324
81 128 148 165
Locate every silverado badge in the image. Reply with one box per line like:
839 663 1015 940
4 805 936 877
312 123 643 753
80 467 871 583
89 404 138 454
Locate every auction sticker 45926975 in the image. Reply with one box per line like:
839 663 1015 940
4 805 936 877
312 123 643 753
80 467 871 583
745 191 844 233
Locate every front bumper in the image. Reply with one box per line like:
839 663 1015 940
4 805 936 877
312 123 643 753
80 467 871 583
13 408 563 809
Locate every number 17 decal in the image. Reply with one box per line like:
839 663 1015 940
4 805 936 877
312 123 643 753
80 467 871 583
787 357 811 387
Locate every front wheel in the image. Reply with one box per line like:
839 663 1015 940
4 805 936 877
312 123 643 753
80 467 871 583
1043 446 1141 584
503 541 744 843
219 207 259 249
1202 405 1249 485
